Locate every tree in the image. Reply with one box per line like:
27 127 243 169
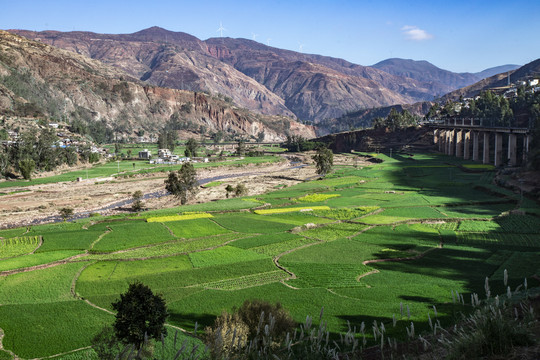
236 139 246 156
59 207 74 221
18 158 35 180
184 138 199 157
164 163 198 205
235 183 247 197
211 130 224 143
131 190 144 212
225 184 234 198
112 282 168 350
312 147 333 177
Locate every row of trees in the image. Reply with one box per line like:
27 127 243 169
427 89 540 128
0 127 99 180
372 108 418 131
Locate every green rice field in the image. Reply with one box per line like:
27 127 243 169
0 152 539 358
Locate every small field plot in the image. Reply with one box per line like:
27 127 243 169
458 220 502 232
250 237 317 257
495 214 540 233
437 202 515 219
0 250 82 272
89 233 244 260
0 301 111 358
285 262 372 288
189 246 269 268
92 220 175 252
165 218 231 238
352 225 440 260
0 262 85 305
312 206 379 220
196 270 289 290
231 232 300 249
0 236 40 259
361 206 445 224
363 245 503 299
0 227 27 238
300 222 367 241
213 213 296 233
256 212 332 226
354 192 429 207
280 239 376 288
35 229 106 252
77 258 278 309
456 232 540 248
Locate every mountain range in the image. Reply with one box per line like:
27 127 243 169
0 30 314 141
9 27 520 124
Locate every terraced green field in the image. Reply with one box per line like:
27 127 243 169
1 152 539 359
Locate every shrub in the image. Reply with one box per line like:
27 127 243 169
91 325 121 360
205 300 296 359
442 298 536 359
205 310 249 359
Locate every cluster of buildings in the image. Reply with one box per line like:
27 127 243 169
139 148 209 164
502 78 540 98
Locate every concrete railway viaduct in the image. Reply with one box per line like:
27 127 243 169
430 119 532 167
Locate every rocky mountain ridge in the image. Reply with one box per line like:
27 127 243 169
0 30 314 141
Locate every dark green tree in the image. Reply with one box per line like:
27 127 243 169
235 183 247 197
18 158 35 180
131 190 144 212
225 184 234 198
59 207 74 221
312 147 333 177
236 139 246 156
164 163 198 205
184 138 199 157
211 130 224 143
112 282 168 350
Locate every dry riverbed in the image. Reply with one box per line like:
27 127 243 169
0 153 367 229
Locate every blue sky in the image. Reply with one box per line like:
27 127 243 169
2 0 538 73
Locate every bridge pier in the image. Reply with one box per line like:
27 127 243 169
433 125 530 166
472 131 479 161
508 133 517 166
438 130 445 152
447 130 454 155
494 133 503 167
523 134 530 163
455 130 463 157
483 132 490 164
463 131 471 159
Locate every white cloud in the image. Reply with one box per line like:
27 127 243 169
401 25 433 41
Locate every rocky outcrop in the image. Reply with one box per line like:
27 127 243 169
0 30 314 140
